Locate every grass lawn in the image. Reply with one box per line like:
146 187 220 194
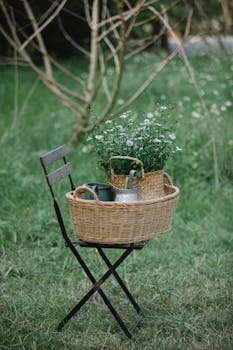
0 52 232 349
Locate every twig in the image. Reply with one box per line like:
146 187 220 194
17 23 86 88
49 55 85 88
113 48 179 116
21 0 53 79
99 0 126 120
105 37 120 71
17 24 87 103
99 47 111 102
97 8 135 41
84 0 92 27
0 2 21 48
0 5 85 117
20 0 67 51
57 15 90 57
105 6 120 41
19 78 40 117
47 0 86 22
125 27 166 60
125 1 144 37
184 8 193 40
35 0 58 27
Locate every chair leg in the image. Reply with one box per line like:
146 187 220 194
97 248 142 314
98 286 144 338
57 287 96 332
56 247 143 338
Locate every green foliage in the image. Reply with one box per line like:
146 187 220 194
91 108 181 175
0 52 233 349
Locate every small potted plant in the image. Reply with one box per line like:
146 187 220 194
91 107 182 199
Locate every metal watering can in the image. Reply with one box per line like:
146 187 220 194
113 186 140 202
113 169 140 202
85 183 114 201
85 170 140 202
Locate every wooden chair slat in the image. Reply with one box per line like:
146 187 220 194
40 145 67 166
46 163 72 185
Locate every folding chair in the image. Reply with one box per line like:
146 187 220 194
40 144 147 338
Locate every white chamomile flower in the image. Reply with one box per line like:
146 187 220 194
143 119 150 125
95 135 103 140
176 146 182 152
192 111 201 118
126 139 134 147
169 133 176 140
120 114 127 119
225 100 232 107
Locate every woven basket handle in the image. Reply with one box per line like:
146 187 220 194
109 156 145 178
73 185 99 201
164 172 173 186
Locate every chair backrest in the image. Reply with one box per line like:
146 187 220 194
40 145 76 244
40 144 75 199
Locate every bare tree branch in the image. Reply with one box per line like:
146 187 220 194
105 6 121 41
0 2 21 48
49 55 85 88
112 48 179 117
21 0 54 79
87 0 99 103
57 15 90 57
16 21 86 89
99 0 126 120
20 0 67 51
48 0 86 22
125 29 165 60
1 0 192 148
99 46 111 102
184 7 193 39
84 0 92 27
0 2 83 117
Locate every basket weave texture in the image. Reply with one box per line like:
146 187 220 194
107 156 165 200
66 176 179 244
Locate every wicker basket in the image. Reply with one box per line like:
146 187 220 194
107 156 164 200
66 175 179 244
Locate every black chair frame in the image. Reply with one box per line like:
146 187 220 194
40 145 146 338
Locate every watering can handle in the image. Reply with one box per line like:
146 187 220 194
73 185 99 201
109 156 145 178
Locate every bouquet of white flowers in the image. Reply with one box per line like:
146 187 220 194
92 107 182 176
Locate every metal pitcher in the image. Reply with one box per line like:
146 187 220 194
112 186 140 202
